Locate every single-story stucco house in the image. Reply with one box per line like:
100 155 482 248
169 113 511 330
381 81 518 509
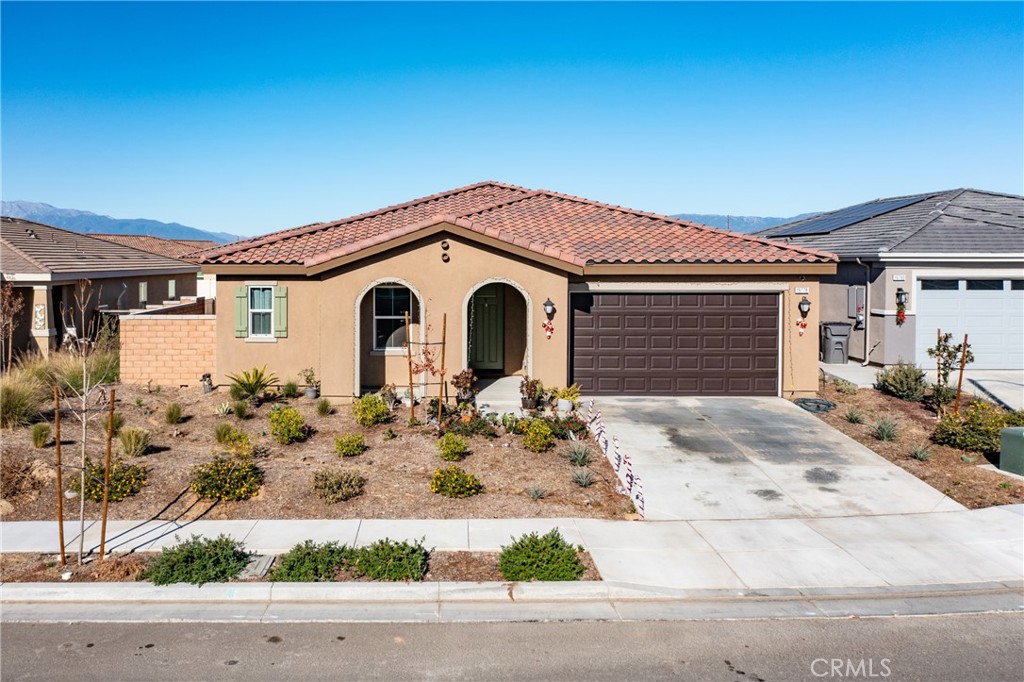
757 189 1023 369
1 217 199 360
195 182 837 399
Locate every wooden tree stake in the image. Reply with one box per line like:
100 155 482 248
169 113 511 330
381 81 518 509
405 311 415 422
53 387 66 568
953 333 969 414
98 389 116 560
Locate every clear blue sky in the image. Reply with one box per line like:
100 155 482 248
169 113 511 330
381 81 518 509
2 2 1021 237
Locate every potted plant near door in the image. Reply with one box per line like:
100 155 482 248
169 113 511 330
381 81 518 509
556 384 581 413
451 368 478 406
299 368 320 399
519 376 543 410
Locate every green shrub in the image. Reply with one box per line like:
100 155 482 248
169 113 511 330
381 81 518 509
871 417 899 442
352 394 391 427
119 427 151 457
270 540 355 582
844 408 865 425
352 538 428 581
67 456 147 502
32 422 51 448
874 362 926 402
315 398 333 417
0 372 44 428
498 529 585 582
437 432 469 461
528 485 548 500
523 420 555 452
572 469 595 487
282 381 300 399
930 383 957 408
567 442 592 467
214 422 235 444
221 429 252 458
832 377 858 395
269 406 307 444
933 401 1006 453
103 412 125 437
334 434 366 457
164 402 183 425
312 469 366 503
215 402 233 416
142 534 250 586
911 445 932 461
382 427 397 441
233 400 249 420
442 415 498 439
430 465 483 498
190 456 264 501
542 414 590 440
225 365 278 403
24 350 120 392
1005 411 1024 427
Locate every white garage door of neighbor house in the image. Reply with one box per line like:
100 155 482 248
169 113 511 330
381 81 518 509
915 278 1024 370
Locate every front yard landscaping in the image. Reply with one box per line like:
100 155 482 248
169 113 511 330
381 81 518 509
817 376 1024 509
0 380 632 523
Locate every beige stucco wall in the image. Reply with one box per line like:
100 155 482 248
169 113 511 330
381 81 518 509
216 233 569 398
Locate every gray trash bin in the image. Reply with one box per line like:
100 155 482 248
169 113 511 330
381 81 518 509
820 322 852 364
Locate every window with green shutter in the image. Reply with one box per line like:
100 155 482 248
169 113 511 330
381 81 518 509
235 284 287 339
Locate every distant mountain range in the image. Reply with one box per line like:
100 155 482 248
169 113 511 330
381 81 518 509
1 200 238 244
672 212 819 233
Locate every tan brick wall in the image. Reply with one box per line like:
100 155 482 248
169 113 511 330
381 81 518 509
120 315 216 387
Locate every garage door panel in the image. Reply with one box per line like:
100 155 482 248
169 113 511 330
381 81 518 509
572 293 779 396
916 279 1023 370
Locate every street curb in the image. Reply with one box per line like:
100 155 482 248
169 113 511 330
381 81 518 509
2 580 1022 623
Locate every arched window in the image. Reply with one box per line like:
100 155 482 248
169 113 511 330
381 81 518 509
373 285 419 350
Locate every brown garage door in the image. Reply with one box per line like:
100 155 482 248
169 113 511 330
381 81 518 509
571 293 779 396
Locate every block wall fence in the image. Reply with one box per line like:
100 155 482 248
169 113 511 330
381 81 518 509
120 314 216 387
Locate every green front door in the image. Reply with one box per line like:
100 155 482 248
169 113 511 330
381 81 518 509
470 283 504 371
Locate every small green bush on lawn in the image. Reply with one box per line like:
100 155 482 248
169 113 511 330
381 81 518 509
430 465 483 498
270 540 356 582
933 401 1006 454
498 529 585 582
142 534 250 586
523 419 555 452
190 456 264 501
334 434 366 457
437 432 469 461
269 406 308 444
312 469 366 503
352 394 391 427
874 362 926 402
67 456 148 502
31 422 51 448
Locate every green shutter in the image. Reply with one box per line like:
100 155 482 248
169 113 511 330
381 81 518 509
234 286 247 337
273 286 288 338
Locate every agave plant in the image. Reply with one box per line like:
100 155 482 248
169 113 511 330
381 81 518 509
225 365 278 405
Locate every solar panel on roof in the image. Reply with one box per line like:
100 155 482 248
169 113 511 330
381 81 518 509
772 196 925 237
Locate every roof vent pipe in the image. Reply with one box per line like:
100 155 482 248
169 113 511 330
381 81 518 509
115 283 128 310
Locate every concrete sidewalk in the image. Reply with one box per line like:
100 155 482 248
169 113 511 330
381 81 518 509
3 506 1021 592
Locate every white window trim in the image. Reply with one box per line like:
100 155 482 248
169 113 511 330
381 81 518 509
373 285 414 351
248 285 274 339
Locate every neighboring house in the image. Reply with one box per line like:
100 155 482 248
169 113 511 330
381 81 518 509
757 189 1024 369
90 233 220 299
1 217 199 358
194 181 836 399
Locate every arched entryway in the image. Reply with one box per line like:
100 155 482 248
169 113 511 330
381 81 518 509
353 278 424 395
462 279 531 378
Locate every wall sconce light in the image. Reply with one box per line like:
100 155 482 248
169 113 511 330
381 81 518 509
798 296 811 318
895 288 908 307
543 298 556 317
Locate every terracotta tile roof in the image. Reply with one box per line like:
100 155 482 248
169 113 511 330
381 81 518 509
90 234 219 261
200 181 836 268
1 217 198 277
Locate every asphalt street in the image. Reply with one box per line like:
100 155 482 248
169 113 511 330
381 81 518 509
2 613 1022 681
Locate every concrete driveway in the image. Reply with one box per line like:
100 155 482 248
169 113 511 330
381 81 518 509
595 397 963 521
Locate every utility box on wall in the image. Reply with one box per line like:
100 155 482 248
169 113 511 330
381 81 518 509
848 286 865 328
